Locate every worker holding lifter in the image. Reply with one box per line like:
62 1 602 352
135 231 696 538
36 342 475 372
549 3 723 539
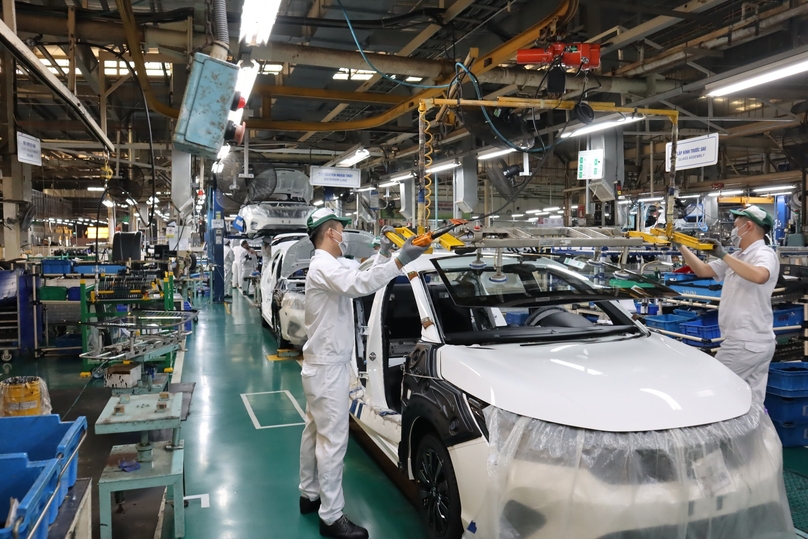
298 210 426 539
675 205 779 402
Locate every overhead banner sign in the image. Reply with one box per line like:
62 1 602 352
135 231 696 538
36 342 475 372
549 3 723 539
577 149 604 180
16 132 41 166
665 132 719 172
310 166 361 188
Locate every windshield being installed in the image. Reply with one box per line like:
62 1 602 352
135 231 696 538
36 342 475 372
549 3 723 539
426 254 676 346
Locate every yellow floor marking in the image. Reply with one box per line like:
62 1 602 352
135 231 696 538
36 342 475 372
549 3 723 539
224 303 231 314
266 354 298 361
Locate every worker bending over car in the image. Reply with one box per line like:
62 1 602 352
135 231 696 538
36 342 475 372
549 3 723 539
298 210 427 539
675 205 779 402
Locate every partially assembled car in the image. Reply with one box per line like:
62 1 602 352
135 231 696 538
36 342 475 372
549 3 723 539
264 244 794 539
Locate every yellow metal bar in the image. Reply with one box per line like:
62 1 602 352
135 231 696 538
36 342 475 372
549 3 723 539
256 85 403 104
627 230 715 250
427 97 679 122
627 231 669 244
385 227 434 254
717 196 774 204
671 232 715 251
439 233 465 251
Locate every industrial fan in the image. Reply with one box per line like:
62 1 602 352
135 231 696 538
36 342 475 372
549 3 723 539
484 157 522 199
107 167 145 203
215 150 278 205
2 201 36 230
461 107 537 151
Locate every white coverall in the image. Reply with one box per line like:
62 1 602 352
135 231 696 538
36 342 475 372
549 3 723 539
223 244 234 294
709 239 780 402
231 244 244 289
239 248 258 294
299 249 401 525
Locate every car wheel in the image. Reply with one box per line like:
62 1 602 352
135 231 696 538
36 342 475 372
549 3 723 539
415 433 463 539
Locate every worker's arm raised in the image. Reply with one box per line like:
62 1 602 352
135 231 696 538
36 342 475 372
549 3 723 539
310 256 402 298
721 252 772 285
677 245 718 279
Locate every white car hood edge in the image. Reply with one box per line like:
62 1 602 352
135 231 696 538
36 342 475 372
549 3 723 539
438 334 752 432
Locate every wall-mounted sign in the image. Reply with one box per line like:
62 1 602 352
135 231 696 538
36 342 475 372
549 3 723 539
577 149 604 180
211 218 225 229
310 166 361 188
16 132 41 166
665 133 719 172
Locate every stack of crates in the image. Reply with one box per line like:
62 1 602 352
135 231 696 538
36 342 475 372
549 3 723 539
765 362 808 447
0 414 87 538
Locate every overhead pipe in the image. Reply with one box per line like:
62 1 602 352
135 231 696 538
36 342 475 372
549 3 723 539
617 1 808 77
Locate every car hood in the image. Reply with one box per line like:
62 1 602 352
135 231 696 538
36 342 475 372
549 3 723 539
438 334 751 432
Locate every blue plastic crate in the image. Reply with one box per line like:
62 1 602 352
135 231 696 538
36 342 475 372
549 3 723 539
679 318 721 340
662 272 701 282
773 305 804 330
41 259 72 275
767 362 808 395
672 309 701 321
772 419 808 448
0 454 60 539
670 279 723 298
0 415 87 505
645 314 689 332
682 339 722 349
765 394 808 424
66 286 81 301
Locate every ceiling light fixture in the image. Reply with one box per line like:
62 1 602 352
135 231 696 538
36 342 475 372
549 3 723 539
354 186 375 192
753 185 796 193
312 200 324 206
477 148 517 160
240 0 281 46
708 189 744 197
560 114 644 139
389 172 415 182
426 160 460 174
543 206 560 212
87 186 105 192
337 148 370 168
102 200 114 208
637 196 663 203
511 213 525 218
706 52 808 97
618 200 632 205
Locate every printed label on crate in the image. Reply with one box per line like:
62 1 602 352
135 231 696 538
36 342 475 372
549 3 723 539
692 449 731 497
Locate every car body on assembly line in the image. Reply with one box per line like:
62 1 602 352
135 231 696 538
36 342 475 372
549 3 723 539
343 251 792 539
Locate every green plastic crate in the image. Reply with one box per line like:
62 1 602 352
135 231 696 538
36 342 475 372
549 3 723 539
38 286 67 301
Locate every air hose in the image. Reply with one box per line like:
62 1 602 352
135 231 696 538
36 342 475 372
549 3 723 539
420 104 434 223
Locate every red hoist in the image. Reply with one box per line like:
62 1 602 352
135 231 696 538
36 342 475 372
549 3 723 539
516 43 601 69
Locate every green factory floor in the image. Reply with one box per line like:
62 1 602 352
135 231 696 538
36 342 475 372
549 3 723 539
8 291 808 537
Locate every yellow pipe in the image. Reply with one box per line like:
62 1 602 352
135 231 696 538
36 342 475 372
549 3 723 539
116 0 179 118
246 0 574 131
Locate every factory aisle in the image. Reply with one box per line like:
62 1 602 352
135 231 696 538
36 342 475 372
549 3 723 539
178 292 426 539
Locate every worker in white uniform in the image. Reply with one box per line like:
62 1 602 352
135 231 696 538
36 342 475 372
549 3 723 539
231 240 244 290
239 240 258 295
676 205 779 402
299 211 425 539
223 240 233 297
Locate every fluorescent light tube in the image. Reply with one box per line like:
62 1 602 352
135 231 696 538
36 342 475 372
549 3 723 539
102 200 114 208
638 197 663 203
354 186 375 192
753 185 796 193
379 180 401 188
477 148 517 160
217 145 230 161
313 200 324 206
679 194 701 199
526 209 543 214
337 148 370 168
240 0 281 46
426 161 460 174
707 57 808 97
490 215 500 219
570 205 578 209
709 189 744 197
87 186 105 192
511 213 525 218
618 200 632 205
387 172 415 182
236 60 259 101
543 206 560 212
560 115 643 139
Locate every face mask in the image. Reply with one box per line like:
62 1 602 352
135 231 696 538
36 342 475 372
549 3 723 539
331 230 348 256
730 223 748 248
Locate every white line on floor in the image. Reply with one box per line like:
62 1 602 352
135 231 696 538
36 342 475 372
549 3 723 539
171 343 186 384
240 390 307 428
184 494 210 508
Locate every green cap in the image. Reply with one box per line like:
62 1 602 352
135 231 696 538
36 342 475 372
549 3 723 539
730 205 774 231
372 236 381 247
306 207 351 235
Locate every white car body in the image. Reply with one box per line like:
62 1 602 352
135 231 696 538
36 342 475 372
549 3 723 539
340 252 791 539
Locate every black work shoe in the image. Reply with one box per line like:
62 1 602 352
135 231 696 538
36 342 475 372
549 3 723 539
319 515 369 539
299 496 321 515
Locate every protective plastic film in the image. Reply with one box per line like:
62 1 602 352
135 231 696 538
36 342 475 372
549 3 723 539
0 376 52 417
465 402 793 539
280 291 307 345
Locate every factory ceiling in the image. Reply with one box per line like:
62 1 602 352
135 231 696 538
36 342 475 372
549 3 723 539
1 0 807 210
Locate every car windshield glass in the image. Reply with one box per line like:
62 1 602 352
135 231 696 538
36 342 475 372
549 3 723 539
425 254 676 346
430 254 679 307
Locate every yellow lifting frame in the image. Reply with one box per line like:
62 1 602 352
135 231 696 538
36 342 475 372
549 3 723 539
627 229 716 251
